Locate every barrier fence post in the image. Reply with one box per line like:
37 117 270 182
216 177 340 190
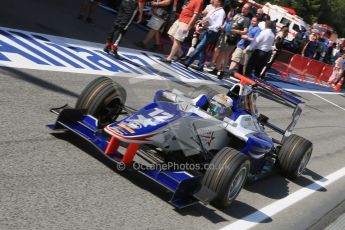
318 64 333 85
303 59 325 83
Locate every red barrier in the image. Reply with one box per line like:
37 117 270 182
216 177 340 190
303 59 325 82
282 54 309 79
271 61 288 72
279 54 333 84
318 64 333 83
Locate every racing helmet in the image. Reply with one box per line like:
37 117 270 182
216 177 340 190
207 94 233 119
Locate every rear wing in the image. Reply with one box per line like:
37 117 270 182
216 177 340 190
233 73 302 105
233 73 303 138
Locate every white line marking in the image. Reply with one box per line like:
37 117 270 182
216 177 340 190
290 76 324 85
312 93 345 111
220 166 345 230
287 89 344 95
266 73 345 95
267 72 328 86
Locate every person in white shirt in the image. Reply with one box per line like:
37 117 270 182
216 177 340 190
184 0 216 58
328 52 345 85
260 26 289 78
183 0 226 71
244 20 275 78
203 0 215 14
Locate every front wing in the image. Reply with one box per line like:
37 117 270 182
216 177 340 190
47 105 216 208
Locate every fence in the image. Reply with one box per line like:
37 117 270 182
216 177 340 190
280 54 333 84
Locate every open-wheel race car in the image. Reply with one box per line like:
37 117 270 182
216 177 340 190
48 73 313 209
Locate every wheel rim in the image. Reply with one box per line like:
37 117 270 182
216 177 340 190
227 166 247 201
98 98 122 126
297 147 312 175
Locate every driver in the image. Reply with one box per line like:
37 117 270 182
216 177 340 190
207 94 233 119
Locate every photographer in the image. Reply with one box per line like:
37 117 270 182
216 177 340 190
183 0 226 72
135 0 173 51
180 0 214 58
229 16 261 76
184 0 216 59
227 3 251 49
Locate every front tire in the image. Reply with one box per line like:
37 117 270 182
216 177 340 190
278 134 313 179
202 147 250 208
75 77 127 127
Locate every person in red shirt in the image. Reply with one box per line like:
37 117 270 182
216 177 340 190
104 0 145 59
161 0 204 63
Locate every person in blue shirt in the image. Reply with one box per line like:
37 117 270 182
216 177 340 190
229 16 261 75
316 37 329 62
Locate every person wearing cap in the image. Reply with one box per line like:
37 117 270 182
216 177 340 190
301 33 319 59
103 0 145 59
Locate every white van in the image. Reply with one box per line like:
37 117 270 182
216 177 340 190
262 3 308 41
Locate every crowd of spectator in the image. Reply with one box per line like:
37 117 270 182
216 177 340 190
293 28 344 66
78 0 345 86
293 28 345 88
155 0 287 79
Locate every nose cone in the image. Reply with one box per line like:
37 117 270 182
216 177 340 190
105 102 184 139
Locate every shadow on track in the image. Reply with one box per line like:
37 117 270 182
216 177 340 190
177 200 272 224
245 169 327 200
219 200 272 223
0 67 79 98
50 131 267 224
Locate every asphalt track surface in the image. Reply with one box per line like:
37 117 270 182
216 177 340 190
1 1 345 230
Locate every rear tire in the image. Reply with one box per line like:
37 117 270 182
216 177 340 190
76 77 127 127
202 147 250 208
278 134 313 179
188 85 220 98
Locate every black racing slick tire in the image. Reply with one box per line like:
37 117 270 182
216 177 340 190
278 134 313 179
188 85 220 98
202 147 250 208
75 77 127 127
76 76 112 109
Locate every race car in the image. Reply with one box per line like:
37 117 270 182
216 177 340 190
48 73 313 209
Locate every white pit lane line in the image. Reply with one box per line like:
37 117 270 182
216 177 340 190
220 166 345 230
312 93 345 112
